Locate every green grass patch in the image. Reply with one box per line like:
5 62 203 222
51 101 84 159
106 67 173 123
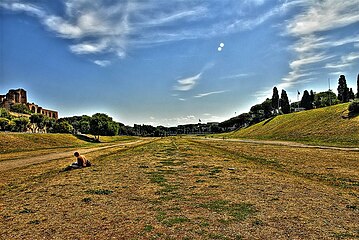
199 200 256 222
85 189 113 195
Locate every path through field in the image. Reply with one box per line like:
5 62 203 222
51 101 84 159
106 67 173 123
0 139 145 172
0 137 358 239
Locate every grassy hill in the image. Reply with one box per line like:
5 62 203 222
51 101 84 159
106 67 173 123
0 133 139 154
0 133 94 153
224 103 359 147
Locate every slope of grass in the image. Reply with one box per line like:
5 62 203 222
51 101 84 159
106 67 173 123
0 133 94 153
0 133 140 154
225 103 359 147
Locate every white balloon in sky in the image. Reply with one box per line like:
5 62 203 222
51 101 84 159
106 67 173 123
217 47 222 51
219 42 224 48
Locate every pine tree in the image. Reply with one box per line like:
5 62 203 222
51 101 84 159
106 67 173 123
280 89 290 114
349 88 355 100
300 90 313 110
337 75 349 102
271 87 279 109
310 90 315 103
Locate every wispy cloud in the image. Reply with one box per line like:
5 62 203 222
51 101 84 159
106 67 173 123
0 2 45 17
173 73 202 91
325 52 359 69
93 60 111 67
221 73 251 79
70 41 108 54
1 0 301 60
194 90 228 98
286 0 359 36
280 0 359 91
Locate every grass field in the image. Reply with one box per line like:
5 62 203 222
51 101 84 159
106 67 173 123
224 103 359 147
1 137 358 239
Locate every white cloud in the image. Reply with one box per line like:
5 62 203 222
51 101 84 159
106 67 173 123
0 2 45 17
70 41 108 54
93 60 111 67
173 73 202 91
194 90 228 98
1 0 302 60
287 0 359 36
324 52 359 69
280 0 359 93
221 73 251 79
289 54 333 70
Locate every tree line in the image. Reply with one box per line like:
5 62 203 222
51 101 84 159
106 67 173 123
1 74 358 137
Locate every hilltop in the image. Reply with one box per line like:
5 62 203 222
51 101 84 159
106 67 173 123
223 103 359 147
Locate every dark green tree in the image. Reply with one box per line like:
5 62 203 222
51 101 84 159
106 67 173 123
337 75 349 102
271 87 279 110
79 120 90 134
314 91 338 107
90 113 119 140
357 74 359 98
11 117 30 132
310 90 315 103
300 90 313 110
0 118 10 131
10 104 31 114
30 114 45 133
349 88 355 100
0 108 11 119
52 121 73 133
280 89 290 114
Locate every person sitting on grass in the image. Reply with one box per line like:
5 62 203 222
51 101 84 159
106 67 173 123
64 152 91 171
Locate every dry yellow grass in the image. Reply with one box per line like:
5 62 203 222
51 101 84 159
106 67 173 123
0 137 358 239
0 133 92 154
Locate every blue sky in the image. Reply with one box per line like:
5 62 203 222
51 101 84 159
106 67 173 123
1 0 358 126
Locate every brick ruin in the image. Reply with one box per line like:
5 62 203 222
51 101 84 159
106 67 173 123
0 89 58 119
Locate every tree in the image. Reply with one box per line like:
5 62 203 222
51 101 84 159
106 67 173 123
11 117 30 132
79 120 90 134
29 114 45 133
90 113 119 140
357 73 359 98
310 90 315 103
337 75 349 102
10 104 31 114
271 87 279 110
0 118 10 131
280 89 290 114
314 91 338 108
300 90 313 110
349 88 355 100
0 108 11 119
52 121 73 133
349 100 359 115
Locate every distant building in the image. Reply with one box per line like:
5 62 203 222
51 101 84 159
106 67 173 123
0 88 58 119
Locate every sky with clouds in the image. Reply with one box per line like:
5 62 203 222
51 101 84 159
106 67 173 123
1 0 358 126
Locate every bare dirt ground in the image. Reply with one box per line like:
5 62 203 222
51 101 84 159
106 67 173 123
0 140 145 172
201 137 359 152
0 137 358 239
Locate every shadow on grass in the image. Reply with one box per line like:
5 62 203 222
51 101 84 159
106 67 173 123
74 134 100 143
262 116 276 126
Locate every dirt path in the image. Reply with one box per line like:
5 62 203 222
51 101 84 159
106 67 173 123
0 140 144 172
198 137 359 151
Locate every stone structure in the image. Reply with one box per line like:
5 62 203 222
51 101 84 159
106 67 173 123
0 88 58 119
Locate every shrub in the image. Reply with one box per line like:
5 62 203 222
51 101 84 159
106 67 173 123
348 101 359 115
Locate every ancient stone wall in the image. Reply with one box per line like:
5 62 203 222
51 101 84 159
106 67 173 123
0 89 58 119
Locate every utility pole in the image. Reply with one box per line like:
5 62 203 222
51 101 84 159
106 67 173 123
328 78 331 106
